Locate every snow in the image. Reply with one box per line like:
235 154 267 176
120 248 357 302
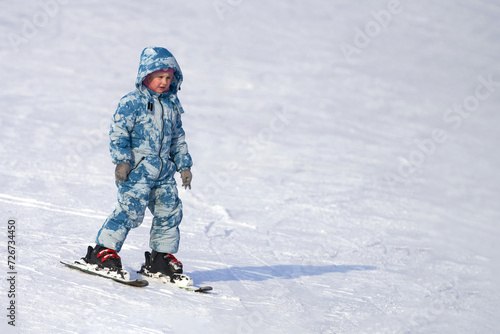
1 0 499 333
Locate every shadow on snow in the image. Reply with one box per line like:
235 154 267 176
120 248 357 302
190 264 377 283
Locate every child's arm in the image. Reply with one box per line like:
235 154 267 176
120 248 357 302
109 99 135 165
169 114 193 173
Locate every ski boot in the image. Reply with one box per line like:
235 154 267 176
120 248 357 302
140 251 193 287
144 250 183 276
84 245 122 270
63 245 131 282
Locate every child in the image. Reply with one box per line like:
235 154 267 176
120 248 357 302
83 46 193 277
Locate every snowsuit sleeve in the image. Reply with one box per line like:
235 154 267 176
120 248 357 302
170 111 192 172
109 99 136 165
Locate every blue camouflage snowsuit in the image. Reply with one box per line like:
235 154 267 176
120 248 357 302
96 47 192 254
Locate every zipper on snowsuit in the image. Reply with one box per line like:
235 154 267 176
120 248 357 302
157 95 165 179
127 156 146 177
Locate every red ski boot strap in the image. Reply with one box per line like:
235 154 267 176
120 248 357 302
97 249 120 262
167 254 181 265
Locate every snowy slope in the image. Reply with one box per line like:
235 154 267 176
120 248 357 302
1 0 499 333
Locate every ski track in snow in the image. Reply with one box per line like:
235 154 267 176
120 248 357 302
0 193 108 219
1 0 500 333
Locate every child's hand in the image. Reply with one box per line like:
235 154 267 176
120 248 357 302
180 170 192 189
115 163 130 182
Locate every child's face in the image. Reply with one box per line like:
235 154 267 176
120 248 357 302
147 69 174 94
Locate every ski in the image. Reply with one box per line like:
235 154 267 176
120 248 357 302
138 266 212 293
60 259 149 287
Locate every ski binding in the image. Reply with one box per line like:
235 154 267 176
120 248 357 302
138 266 212 293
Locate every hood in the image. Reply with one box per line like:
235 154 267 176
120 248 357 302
135 46 183 95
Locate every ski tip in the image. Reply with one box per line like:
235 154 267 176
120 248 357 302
130 279 149 287
60 259 77 266
187 286 213 293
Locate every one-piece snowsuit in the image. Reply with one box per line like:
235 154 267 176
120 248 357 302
96 47 192 254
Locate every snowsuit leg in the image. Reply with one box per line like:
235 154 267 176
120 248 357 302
148 182 183 254
96 177 151 252
96 171 183 254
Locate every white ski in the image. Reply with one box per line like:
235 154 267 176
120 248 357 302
61 259 149 287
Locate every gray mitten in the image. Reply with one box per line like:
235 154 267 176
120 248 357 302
180 170 192 189
115 163 130 182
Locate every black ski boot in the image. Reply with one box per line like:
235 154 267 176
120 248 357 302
84 245 122 270
143 250 183 277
